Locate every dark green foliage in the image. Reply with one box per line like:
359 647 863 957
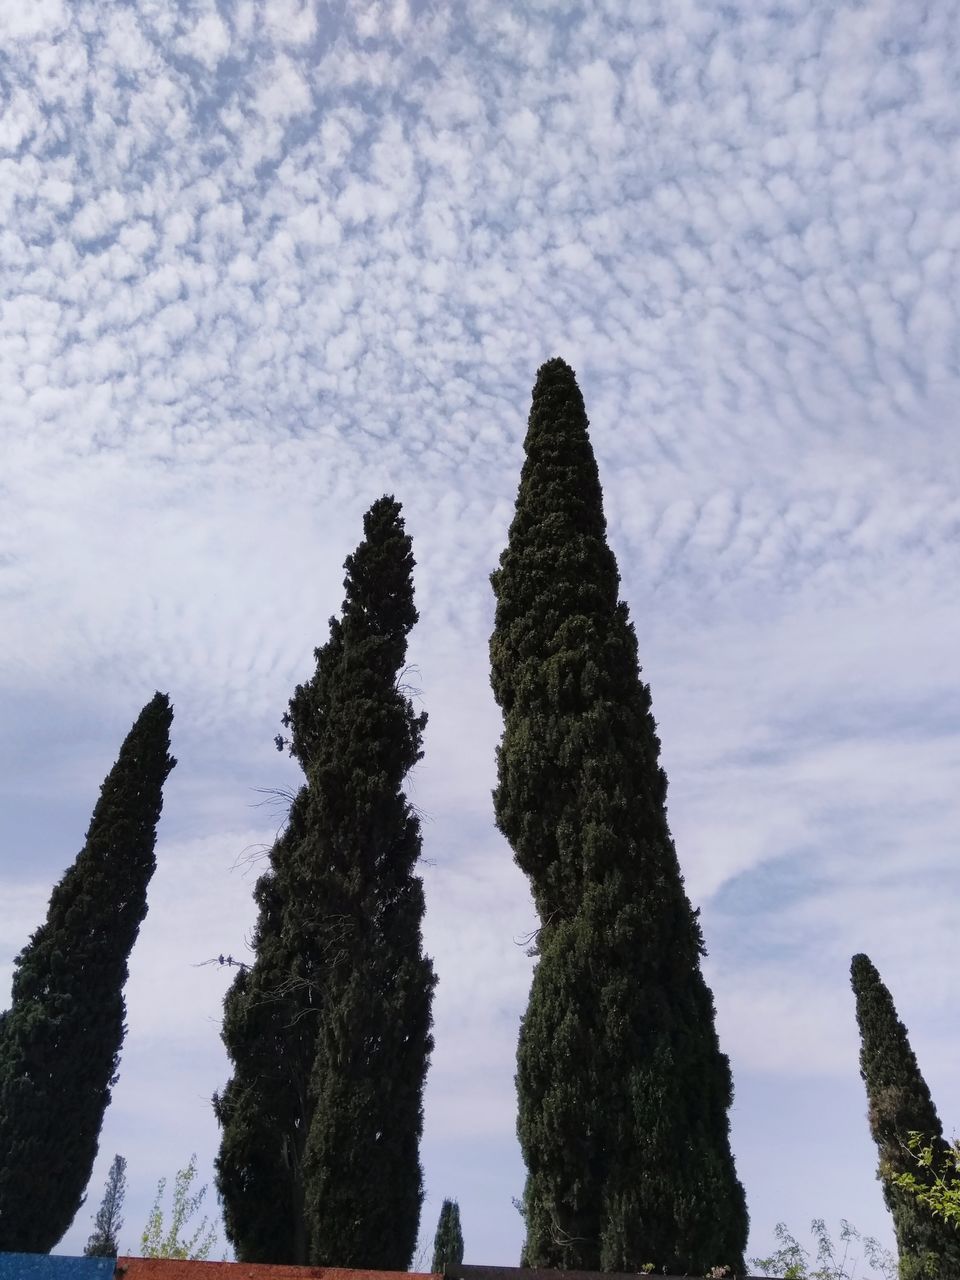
216 496 435 1268
490 359 748 1274
84 1154 126 1257
213 807 314 1264
432 1198 465 1273
851 954 960 1279
0 694 175 1253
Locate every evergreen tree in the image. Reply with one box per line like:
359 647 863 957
214 805 316 1264
851 954 960 1279
490 358 747 1274
0 693 175 1253
432 1199 465 1274
216 496 435 1268
84 1154 127 1257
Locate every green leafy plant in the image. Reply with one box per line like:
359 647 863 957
890 1133 960 1230
750 1219 896 1280
140 1154 217 1260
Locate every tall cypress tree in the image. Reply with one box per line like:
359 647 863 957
84 1153 127 1257
0 693 175 1253
432 1198 465 1274
490 358 747 1274
851 954 960 1279
216 496 435 1268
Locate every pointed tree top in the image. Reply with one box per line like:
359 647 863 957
522 355 602 488
130 690 174 738
341 494 417 643
526 357 590 442
492 356 617 644
851 952 917 1077
851 952 879 983
534 355 578 385
851 951 944 1142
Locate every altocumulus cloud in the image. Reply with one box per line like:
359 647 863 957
1 0 960 1264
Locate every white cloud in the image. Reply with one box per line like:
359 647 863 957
263 0 318 47
0 0 67 41
0 87 42 152
178 10 231 70
71 189 128 242
255 55 312 122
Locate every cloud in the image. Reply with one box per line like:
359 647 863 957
177 10 231 70
0 0 67 42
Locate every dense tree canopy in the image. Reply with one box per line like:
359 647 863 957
851 953 960 1279
490 358 748 1274
432 1198 465 1274
216 496 435 1268
0 693 175 1253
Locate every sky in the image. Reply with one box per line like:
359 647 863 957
1 0 959 1271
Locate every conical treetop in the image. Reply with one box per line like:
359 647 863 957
0 693 175 1253
851 953 945 1150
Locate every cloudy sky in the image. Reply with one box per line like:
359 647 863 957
2 0 959 1270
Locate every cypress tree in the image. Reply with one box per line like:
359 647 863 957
0 693 175 1253
84 1154 127 1257
216 496 435 1268
851 954 960 1279
213 806 315 1263
431 1199 465 1274
490 358 747 1274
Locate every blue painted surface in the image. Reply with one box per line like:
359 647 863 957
0 1255 115 1279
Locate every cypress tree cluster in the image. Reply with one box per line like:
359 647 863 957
432 1198 465 1274
490 358 747 1274
8 370 950 1276
0 693 175 1253
215 495 435 1268
851 954 960 1279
